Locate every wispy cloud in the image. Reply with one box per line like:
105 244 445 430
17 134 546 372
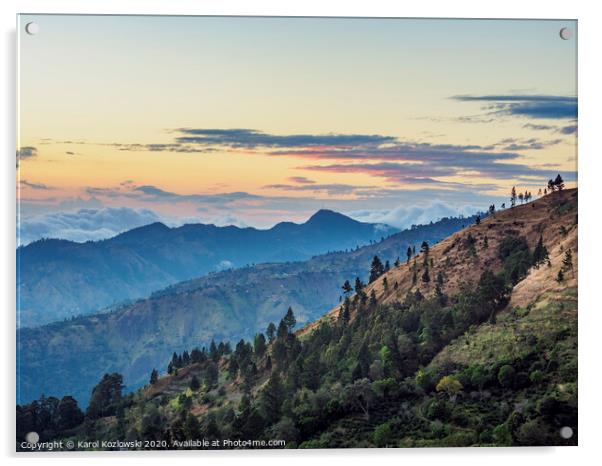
85 184 263 206
452 94 577 120
19 179 54 191
16 146 38 166
494 137 562 151
263 183 371 196
174 128 395 149
523 123 556 131
558 124 578 135
287 176 315 184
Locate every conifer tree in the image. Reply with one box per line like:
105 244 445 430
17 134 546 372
561 248 574 277
266 322 276 343
556 269 565 282
254 333 267 357
342 280 353 295
204 363 219 389
421 267 430 284
369 289 377 306
283 307 296 332
149 369 158 385
190 375 200 391
533 235 549 266
369 256 385 283
355 277 364 293
554 174 565 191
209 340 219 362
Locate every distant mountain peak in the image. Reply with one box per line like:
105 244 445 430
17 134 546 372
306 209 359 225
114 221 170 239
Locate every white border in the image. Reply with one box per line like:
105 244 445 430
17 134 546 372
2 1 601 465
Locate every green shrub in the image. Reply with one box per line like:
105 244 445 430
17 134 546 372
529 370 544 384
373 422 393 447
498 365 516 388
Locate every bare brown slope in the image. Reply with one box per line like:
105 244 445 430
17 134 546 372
299 188 577 336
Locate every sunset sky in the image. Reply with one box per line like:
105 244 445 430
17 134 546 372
17 15 577 244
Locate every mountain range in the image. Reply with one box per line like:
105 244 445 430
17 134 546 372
17 213 477 406
17 189 578 448
17 209 397 328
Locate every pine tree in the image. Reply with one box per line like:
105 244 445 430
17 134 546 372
556 269 565 282
354 277 364 293
189 375 200 391
283 307 296 332
277 320 288 339
421 267 430 284
209 340 219 362
511 186 517 207
204 363 219 389
554 174 565 191
171 352 180 370
342 280 353 295
86 373 124 420
369 256 385 283
406 246 412 264
340 297 351 324
266 322 276 343
383 276 389 291
254 333 267 357
260 372 285 424
149 368 158 385
533 235 549 266
369 289 377 306
561 248 574 277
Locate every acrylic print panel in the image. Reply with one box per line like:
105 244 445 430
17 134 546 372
16 15 577 451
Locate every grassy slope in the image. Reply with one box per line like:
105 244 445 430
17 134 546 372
302 188 577 335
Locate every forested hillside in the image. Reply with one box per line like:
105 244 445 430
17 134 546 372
17 188 577 449
17 209 397 327
18 214 475 406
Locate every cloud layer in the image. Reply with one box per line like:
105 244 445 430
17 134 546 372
18 207 162 245
348 201 483 230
